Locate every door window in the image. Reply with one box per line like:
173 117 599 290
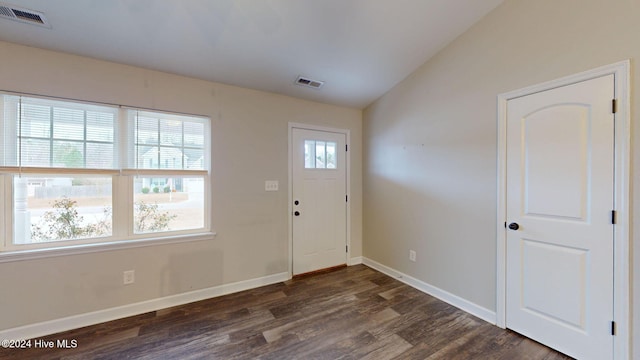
304 140 337 169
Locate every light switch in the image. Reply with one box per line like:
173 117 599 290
265 180 279 191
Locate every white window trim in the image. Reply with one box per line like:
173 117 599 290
0 92 213 255
0 231 217 263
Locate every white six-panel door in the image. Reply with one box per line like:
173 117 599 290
505 75 615 359
292 128 347 275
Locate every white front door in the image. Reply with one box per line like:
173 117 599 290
292 128 347 275
505 75 615 359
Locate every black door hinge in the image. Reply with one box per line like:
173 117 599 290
504 221 507 229
611 210 617 225
346 195 348 202
611 321 616 336
346 245 348 253
612 99 618 114
345 144 348 151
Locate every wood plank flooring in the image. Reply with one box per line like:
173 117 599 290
0 265 572 359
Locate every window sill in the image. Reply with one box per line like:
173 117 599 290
0 232 217 263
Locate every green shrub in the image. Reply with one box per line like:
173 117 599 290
153 186 160 193
31 197 110 241
31 197 175 241
141 187 150 194
134 201 177 232
163 186 171 193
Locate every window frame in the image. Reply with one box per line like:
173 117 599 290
304 139 338 169
0 92 212 254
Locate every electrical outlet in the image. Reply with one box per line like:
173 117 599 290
123 270 135 285
265 180 279 191
409 250 416 262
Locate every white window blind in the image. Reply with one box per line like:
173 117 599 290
1 95 118 171
129 110 206 172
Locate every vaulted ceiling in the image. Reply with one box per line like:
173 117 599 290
0 0 503 108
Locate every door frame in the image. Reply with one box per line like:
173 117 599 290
496 60 630 359
288 122 351 277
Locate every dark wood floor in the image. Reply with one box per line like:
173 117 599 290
0 265 572 359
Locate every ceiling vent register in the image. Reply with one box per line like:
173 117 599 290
0 3 50 28
295 76 324 89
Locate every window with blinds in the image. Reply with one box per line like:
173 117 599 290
2 95 117 169
0 93 210 251
131 111 205 170
126 110 208 235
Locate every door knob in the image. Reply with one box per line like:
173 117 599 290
508 222 519 230
294 211 300 216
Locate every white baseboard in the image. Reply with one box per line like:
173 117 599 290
0 271 290 341
348 256 363 265
362 257 496 324
2 260 496 340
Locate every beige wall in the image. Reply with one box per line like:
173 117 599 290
0 41 362 330
363 0 638 353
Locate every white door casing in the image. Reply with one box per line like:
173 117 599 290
291 127 347 275
496 61 630 360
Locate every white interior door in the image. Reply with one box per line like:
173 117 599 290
292 128 347 275
505 75 615 359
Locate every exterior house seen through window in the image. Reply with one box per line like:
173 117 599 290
0 93 210 251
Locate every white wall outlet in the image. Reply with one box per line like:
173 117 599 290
123 270 135 285
265 180 279 191
409 250 417 262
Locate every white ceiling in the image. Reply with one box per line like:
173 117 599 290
0 0 503 109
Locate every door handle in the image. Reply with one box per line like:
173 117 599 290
508 222 519 230
294 211 300 216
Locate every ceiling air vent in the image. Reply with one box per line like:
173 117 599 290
295 76 324 89
0 3 50 28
